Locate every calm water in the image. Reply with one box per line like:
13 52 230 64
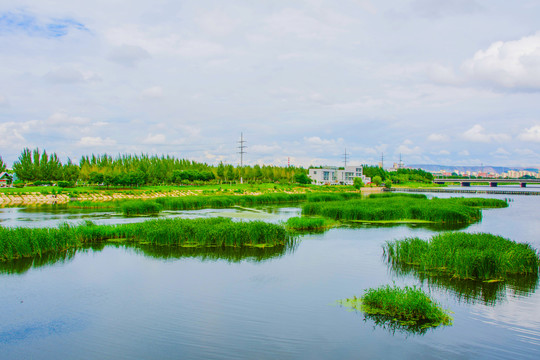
1 194 540 359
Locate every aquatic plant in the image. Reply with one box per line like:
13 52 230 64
121 200 162 216
302 197 483 224
384 232 540 281
0 218 293 261
339 285 452 331
285 217 331 231
368 193 427 199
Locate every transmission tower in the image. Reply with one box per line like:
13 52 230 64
343 148 349 168
238 133 247 184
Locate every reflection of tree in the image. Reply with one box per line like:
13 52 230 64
0 242 296 275
388 261 539 306
348 221 470 231
133 243 296 263
361 312 434 336
0 248 78 275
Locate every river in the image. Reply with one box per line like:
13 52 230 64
0 192 539 359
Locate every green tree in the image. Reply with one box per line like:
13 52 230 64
0 156 6 173
294 173 312 184
13 148 36 181
384 179 392 189
353 177 364 190
372 176 382 186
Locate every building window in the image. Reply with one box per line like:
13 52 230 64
323 171 329 180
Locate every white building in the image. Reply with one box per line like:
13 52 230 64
308 166 371 186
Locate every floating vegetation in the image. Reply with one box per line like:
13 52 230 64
445 197 509 208
338 285 452 334
121 200 162 216
369 193 428 199
285 216 333 232
384 232 540 282
302 197 487 224
0 218 293 261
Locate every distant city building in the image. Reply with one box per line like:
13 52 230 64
308 166 371 186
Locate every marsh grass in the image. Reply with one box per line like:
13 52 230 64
302 197 485 224
0 218 293 261
285 216 333 231
369 193 428 199
384 232 540 281
121 200 162 216
339 285 452 332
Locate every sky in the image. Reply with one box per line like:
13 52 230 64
1 0 540 168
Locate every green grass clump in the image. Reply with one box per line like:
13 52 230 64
121 200 162 216
0 218 293 261
302 197 482 224
385 232 540 281
369 193 427 199
285 217 331 231
446 197 509 208
340 285 452 330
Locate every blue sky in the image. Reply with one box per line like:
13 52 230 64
1 0 540 168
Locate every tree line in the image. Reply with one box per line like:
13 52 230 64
4 148 307 187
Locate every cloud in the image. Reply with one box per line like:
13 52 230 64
304 136 341 146
462 32 540 90
427 133 449 142
108 44 150 66
459 150 470 156
411 0 483 18
142 133 166 144
0 95 8 107
0 122 26 147
492 147 510 156
44 67 101 84
427 64 462 85
77 136 116 147
518 125 540 142
141 86 164 99
47 112 90 125
250 144 282 154
462 124 510 143
396 140 422 155
0 11 88 38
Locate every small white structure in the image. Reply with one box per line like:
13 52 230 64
308 166 371 186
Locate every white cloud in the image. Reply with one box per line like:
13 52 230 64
108 44 150 66
492 147 510 156
0 95 9 107
304 136 340 146
396 140 422 155
462 124 510 143
462 32 540 90
141 86 164 99
251 144 282 154
411 0 483 18
0 122 26 147
142 133 166 144
427 64 462 85
459 150 470 156
47 112 90 125
518 125 540 142
77 136 116 147
427 133 449 142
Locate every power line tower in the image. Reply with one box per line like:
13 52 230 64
380 152 384 169
238 132 247 184
343 148 349 168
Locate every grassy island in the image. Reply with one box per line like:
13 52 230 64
0 218 293 261
384 232 540 281
302 195 507 224
339 285 452 331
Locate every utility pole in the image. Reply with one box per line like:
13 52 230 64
238 133 247 184
380 152 384 169
343 148 349 168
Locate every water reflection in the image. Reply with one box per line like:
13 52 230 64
133 243 297 263
346 221 470 232
388 262 539 305
0 242 297 275
361 313 438 336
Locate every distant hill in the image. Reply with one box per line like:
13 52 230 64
407 164 539 173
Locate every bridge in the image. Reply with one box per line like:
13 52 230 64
433 178 540 187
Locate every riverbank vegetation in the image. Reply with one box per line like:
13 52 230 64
285 217 333 231
0 218 293 261
339 285 452 332
384 233 539 281
302 196 507 224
